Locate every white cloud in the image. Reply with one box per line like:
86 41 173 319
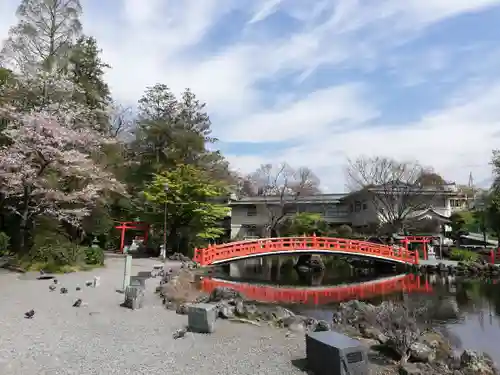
225 84 378 142
227 79 500 191
248 0 283 24
2 0 500 192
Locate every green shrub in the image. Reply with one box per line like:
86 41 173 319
0 232 10 256
84 246 105 265
30 241 86 266
450 248 480 263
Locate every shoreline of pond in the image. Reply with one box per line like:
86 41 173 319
158 266 500 375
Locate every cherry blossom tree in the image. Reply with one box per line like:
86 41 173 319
0 70 126 252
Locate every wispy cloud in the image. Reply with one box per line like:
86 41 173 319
2 0 500 190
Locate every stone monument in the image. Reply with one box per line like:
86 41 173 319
123 285 145 310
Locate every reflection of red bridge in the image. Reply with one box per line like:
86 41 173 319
200 274 431 305
193 236 419 267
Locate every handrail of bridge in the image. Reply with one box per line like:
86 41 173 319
200 274 431 305
193 235 419 266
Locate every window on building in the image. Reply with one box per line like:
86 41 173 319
245 225 258 238
355 201 361 212
247 205 257 216
362 202 367 210
283 204 297 215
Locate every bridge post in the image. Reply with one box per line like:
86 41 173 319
311 233 318 248
414 250 419 265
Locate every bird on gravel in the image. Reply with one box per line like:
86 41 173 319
85 281 93 287
39 269 45 275
76 286 81 291
73 298 82 307
24 309 35 319
172 327 187 339
49 284 56 292
60 287 68 294
53 279 58 284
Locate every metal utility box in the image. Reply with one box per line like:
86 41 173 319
306 331 369 375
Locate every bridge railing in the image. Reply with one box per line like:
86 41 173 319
193 235 418 266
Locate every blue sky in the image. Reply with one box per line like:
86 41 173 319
2 0 500 191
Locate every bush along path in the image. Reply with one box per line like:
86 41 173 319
158 265 499 375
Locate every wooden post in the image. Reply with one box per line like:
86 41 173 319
490 249 495 265
119 225 126 253
422 240 428 260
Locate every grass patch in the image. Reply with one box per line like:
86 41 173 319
4 259 106 274
450 248 480 263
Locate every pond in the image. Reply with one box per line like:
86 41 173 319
200 258 500 363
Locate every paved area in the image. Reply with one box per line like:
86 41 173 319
0 258 306 375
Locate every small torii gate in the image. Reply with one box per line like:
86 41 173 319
399 236 434 260
114 221 150 253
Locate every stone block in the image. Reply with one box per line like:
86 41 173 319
188 303 217 333
123 285 145 310
130 276 146 289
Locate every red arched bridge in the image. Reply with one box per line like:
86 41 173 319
200 274 431 305
193 236 419 267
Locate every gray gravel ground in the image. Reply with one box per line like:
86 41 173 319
0 258 306 375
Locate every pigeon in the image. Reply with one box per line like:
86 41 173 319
24 309 35 319
72 298 82 307
76 286 81 291
172 327 187 339
85 281 93 287
60 287 68 294
49 284 56 291
53 279 58 284
39 269 45 275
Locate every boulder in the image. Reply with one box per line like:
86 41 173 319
235 299 245 316
460 350 497 375
288 320 306 333
410 342 435 363
313 320 331 332
419 331 453 360
399 363 423 375
176 303 189 315
208 286 244 302
358 324 388 344
217 301 235 319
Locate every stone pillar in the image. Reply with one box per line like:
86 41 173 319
274 257 282 280
229 262 243 278
262 257 272 279
122 255 132 291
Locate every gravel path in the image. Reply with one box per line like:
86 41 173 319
0 258 306 375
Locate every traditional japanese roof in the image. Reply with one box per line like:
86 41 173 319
407 207 451 222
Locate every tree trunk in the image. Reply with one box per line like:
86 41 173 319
19 185 32 254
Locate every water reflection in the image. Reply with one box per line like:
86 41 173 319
201 274 432 305
205 258 500 363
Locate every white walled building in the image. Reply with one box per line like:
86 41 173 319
229 184 468 240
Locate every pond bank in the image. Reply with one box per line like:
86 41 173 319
159 267 499 375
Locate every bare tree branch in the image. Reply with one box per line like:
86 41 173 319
243 163 321 236
108 102 134 139
345 156 446 233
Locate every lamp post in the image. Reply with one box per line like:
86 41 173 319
162 183 169 260
475 199 487 248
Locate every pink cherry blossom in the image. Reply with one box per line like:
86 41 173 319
0 70 126 226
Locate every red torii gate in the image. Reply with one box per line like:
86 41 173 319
399 236 434 260
114 221 150 253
